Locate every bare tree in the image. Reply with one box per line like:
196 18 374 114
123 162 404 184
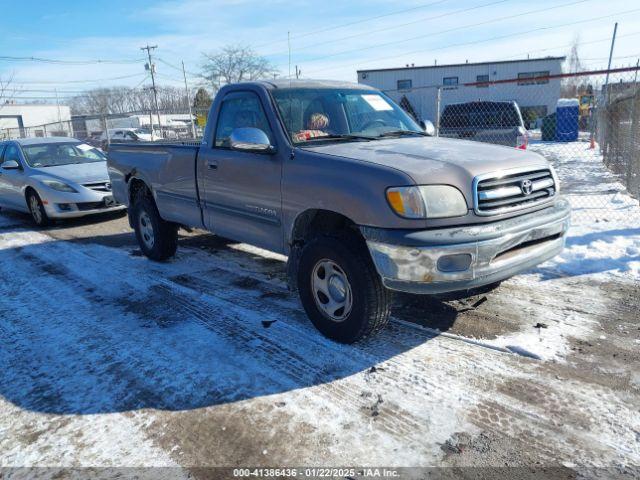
70 86 188 115
562 36 592 98
201 45 277 89
0 74 18 110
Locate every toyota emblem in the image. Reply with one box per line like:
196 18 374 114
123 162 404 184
105 182 112 191
521 179 533 195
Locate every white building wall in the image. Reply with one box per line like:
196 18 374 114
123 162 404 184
358 58 563 124
0 104 72 137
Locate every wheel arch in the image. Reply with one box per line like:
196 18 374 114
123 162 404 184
286 209 367 292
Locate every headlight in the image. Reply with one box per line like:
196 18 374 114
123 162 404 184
386 185 467 219
418 185 468 218
42 180 78 193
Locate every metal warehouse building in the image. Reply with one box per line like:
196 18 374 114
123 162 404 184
357 56 565 126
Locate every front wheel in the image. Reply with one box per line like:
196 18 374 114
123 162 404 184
297 234 391 343
27 190 52 227
132 193 178 261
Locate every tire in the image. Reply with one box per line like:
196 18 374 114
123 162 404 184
297 233 391 343
131 192 178 261
27 190 52 227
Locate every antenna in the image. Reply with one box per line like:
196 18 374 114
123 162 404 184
288 31 292 86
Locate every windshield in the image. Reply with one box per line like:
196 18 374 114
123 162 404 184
22 142 106 168
272 88 422 144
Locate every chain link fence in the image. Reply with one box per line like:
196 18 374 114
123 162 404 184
387 67 640 224
3 70 639 225
0 109 203 147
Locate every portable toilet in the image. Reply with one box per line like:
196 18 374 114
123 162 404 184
555 98 579 142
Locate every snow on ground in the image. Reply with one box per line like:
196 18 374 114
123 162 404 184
0 139 638 471
530 140 640 281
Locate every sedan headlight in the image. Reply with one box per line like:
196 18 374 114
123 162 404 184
386 185 467 219
42 180 78 193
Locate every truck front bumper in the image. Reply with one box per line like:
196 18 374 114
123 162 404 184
361 198 571 295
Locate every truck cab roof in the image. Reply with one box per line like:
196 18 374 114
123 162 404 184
233 79 375 91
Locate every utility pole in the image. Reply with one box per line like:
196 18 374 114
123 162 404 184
141 44 163 138
604 22 618 105
54 88 62 135
182 60 197 139
435 86 441 137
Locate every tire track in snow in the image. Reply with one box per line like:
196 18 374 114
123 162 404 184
2 228 637 467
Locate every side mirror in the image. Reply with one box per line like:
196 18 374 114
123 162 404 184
420 120 436 137
230 127 274 153
1 160 21 170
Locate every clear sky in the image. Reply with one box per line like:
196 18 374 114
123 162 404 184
1 0 639 101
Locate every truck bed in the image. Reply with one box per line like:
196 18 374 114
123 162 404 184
107 142 204 228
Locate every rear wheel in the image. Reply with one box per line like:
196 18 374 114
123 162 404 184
131 192 178 261
297 233 391 343
27 190 51 227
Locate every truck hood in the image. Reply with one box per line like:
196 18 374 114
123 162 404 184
31 162 109 185
303 136 549 186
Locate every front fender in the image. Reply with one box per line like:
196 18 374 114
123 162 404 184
282 149 427 249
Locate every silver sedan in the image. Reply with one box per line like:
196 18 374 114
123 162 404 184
0 137 126 226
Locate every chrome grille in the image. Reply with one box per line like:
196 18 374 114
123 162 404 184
474 167 556 216
83 182 112 192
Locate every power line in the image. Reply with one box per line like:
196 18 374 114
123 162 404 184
11 72 147 85
292 0 593 69
0 55 145 65
156 58 201 78
305 7 640 75
253 0 450 50
269 0 513 56
496 31 640 62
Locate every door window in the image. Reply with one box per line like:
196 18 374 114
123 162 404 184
214 92 273 148
3 144 22 165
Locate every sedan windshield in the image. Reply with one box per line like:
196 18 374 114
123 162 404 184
272 88 423 144
22 142 106 168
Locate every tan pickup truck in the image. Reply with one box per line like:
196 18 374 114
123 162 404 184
107 79 571 343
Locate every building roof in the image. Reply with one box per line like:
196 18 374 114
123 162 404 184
357 56 566 74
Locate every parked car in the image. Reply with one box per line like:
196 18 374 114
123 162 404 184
439 100 529 149
99 128 159 149
108 80 570 343
0 137 126 226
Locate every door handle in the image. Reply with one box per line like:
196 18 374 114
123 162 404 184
207 161 218 170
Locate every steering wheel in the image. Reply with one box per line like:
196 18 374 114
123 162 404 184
361 119 386 131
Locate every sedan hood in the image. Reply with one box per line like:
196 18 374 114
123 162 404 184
31 162 109 185
304 136 549 186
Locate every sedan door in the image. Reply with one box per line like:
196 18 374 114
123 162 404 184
197 90 284 253
0 143 29 211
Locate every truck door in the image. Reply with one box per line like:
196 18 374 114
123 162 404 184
198 90 284 253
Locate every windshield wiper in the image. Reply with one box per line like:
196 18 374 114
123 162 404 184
377 130 428 138
302 133 375 142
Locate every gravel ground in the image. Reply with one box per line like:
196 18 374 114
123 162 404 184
0 141 639 479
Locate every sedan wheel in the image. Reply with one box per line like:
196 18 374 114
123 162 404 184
27 191 50 226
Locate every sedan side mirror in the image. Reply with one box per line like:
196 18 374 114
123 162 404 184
230 127 275 153
1 160 21 170
420 120 436 137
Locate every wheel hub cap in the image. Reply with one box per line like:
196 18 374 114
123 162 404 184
138 212 155 249
311 259 353 322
